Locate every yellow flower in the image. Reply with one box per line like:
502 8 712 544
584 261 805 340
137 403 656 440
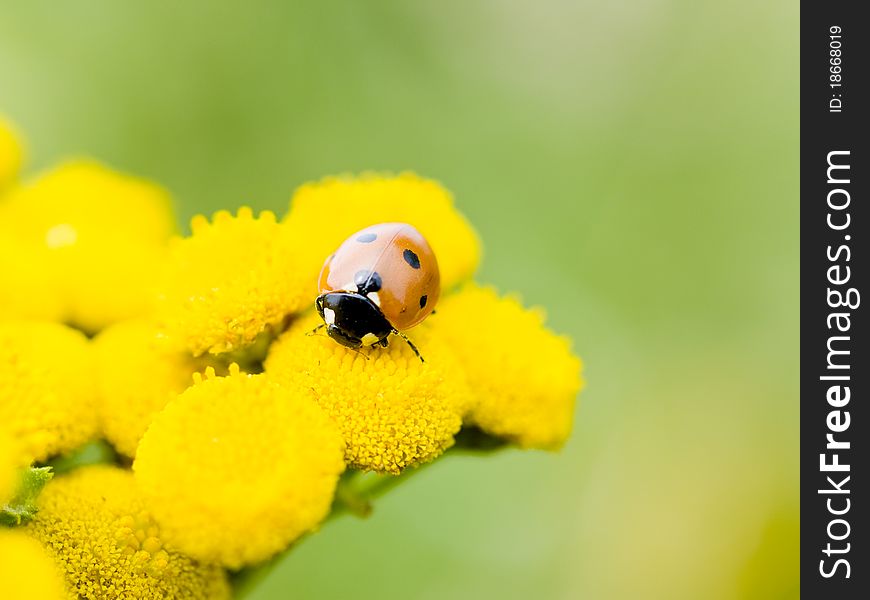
0 322 97 461
0 121 59 321
284 172 481 293
0 529 66 600
265 313 470 474
156 208 310 356
24 466 230 600
0 428 25 505
0 237 66 321
0 160 174 331
134 366 345 568
428 284 583 449
0 115 24 190
93 320 201 457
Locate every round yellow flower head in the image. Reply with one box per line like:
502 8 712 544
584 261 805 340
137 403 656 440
265 313 470 474
0 121 57 321
94 320 201 457
0 236 66 321
0 115 24 190
157 207 310 356
0 160 175 331
0 428 26 505
134 366 346 568
0 529 66 600
429 284 583 449
284 172 481 293
0 322 97 461
24 466 230 600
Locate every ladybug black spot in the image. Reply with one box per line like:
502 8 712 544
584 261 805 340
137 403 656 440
354 270 382 294
403 249 421 269
356 233 377 243
419 295 428 308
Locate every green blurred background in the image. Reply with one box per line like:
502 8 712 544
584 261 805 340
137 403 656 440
0 1 798 598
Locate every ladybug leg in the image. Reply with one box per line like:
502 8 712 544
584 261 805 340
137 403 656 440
306 323 326 336
366 337 389 360
394 330 424 363
349 346 371 361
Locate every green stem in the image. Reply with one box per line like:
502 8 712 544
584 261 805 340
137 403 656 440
232 433 509 598
331 471 372 518
232 462 432 599
43 440 121 475
1 467 53 526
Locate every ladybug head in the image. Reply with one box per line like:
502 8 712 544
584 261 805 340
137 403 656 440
315 292 393 349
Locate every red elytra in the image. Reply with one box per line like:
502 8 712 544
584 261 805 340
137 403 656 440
318 222 440 331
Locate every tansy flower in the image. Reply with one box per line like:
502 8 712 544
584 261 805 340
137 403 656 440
134 366 345 568
0 529 66 600
0 237 66 321
93 320 202 457
283 172 481 293
24 466 230 600
0 160 174 332
0 121 58 321
427 283 583 449
0 115 24 190
156 208 310 356
265 313 472 474
0 428 25 505
0 322 97 461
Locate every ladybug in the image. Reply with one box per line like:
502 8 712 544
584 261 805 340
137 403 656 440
314 222 440 361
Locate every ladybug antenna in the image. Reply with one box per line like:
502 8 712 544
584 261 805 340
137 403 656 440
394 330 424 363
306 323 326 337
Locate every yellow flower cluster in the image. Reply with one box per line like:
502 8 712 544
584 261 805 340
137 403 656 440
266 314 471 473
427 284 584 448
0 322 97 462
93 320 202 457
156 208 311 355
1 114 582 592
134 366 346 568
0 429 24 505
0 160 174 331
24 466 230 599
0 529 66 600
